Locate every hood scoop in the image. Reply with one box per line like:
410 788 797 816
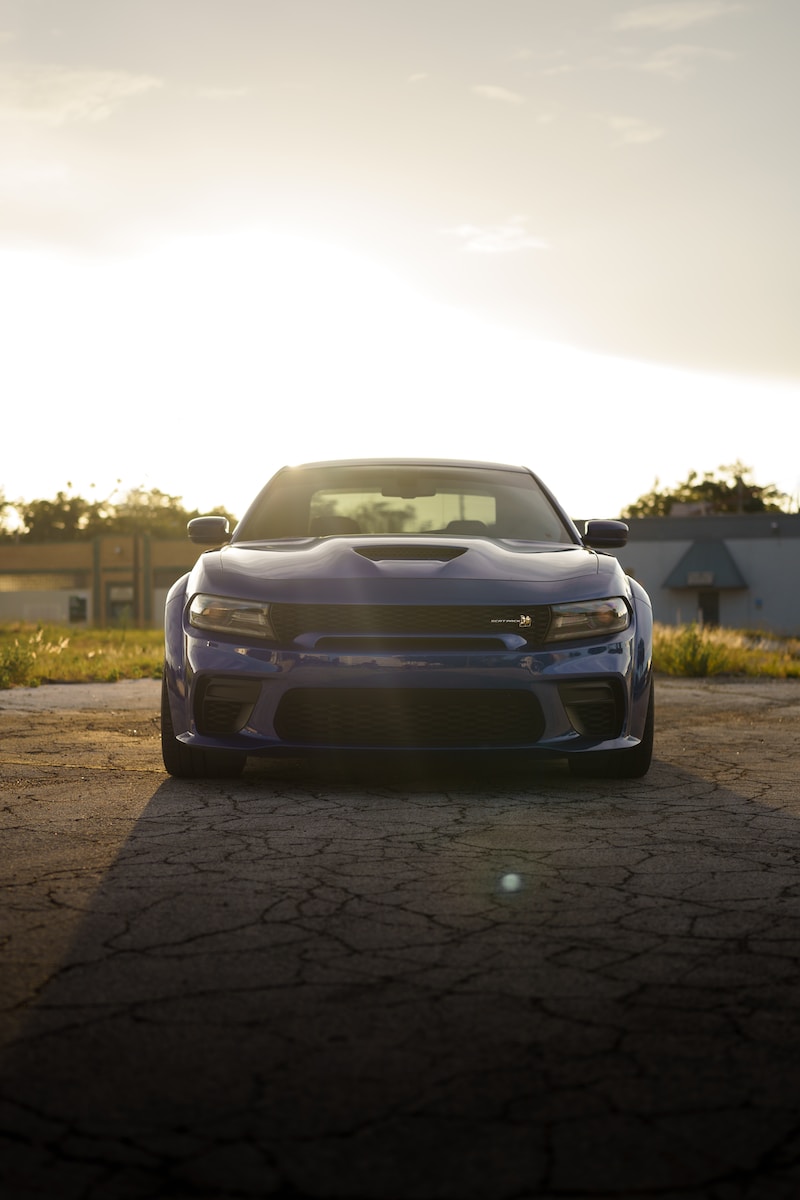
354 545 468 563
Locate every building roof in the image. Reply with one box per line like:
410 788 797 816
663 540 748 590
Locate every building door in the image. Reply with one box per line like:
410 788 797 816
698 590 720 626
107 583 135 625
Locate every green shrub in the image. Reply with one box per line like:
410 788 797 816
0 637 37 689
654 623 732 676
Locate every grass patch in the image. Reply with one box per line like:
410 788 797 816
0 623 164 689
653 622 800 678
1 621 799 689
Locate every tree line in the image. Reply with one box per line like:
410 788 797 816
0 464 793 541
0 486 237 542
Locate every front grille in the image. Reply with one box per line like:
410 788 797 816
558 681 624 739
314 637 508 652
195 677 261 735
270 604 551 646
273 688 545 748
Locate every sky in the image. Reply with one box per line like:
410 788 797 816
1 0 799 523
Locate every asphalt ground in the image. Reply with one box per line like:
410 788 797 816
1 676 800 1199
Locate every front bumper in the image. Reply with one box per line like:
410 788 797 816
165 627 652 758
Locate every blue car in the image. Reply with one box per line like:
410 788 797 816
162 460 654 778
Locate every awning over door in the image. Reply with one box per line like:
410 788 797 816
663 540 747 589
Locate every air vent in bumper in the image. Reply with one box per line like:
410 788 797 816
273 688 545 748
195 677 262 735
558 680 624 739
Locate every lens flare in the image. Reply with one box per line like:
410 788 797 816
499 873 523 893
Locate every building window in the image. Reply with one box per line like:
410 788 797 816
107 583 135 625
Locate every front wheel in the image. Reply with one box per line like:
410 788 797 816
161 671 247 779
568 680 654 779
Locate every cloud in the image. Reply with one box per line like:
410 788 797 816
637 43 737 79
614 2 745 32
407 73 428 84
0 64 162 124
601 115 666 145
444 217 548 254
471 84 525 105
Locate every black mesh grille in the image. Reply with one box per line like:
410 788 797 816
558 681 624 738
314 637 508 652
196 678 261 735
270 604 551 645
273 688 545 748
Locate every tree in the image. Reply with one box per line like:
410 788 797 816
83 487 236 540
9 491 99 542
0 489 11 533
622 463 793 518
0 486 237 542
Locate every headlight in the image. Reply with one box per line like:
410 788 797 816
188 594 277 640
546 597 630 642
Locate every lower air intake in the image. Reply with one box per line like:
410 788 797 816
558 681 624 738
274 688 545 748
195 678 261 735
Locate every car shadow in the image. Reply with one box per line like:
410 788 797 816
3 750 800 1199
240 745 578 790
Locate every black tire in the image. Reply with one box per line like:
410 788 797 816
568 680 654 779
161 671 247 779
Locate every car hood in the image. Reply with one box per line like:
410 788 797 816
192 537 627 606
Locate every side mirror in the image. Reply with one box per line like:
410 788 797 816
188 516 232 545
584 519 628 549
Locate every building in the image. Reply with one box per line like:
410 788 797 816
0 536 200 627
607 512 800 634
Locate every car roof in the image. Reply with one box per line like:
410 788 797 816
280 459 531 473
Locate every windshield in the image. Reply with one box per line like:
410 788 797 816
234 464 577 544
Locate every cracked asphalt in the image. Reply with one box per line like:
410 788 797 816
1 676 799 1199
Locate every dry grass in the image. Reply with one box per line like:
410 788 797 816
0 623 163 689
653 622 800 678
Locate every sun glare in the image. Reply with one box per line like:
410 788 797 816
3 229 799 522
